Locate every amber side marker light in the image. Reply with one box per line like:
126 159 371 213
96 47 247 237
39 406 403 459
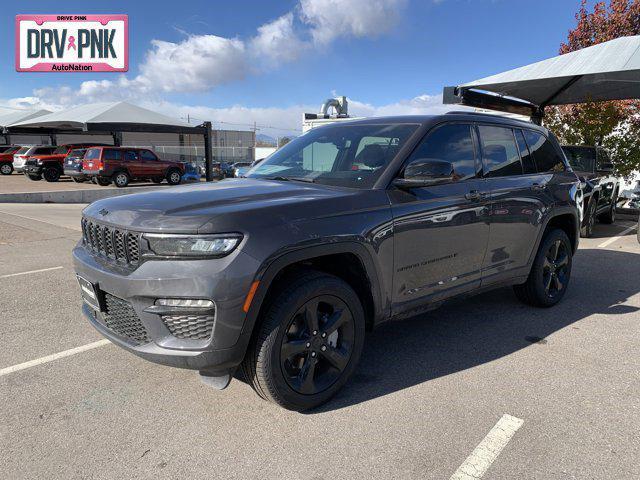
243 281 260 313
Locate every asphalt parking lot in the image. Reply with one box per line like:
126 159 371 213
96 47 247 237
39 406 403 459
1 203 638 479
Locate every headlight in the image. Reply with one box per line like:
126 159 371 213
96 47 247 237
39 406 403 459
144 233 242 257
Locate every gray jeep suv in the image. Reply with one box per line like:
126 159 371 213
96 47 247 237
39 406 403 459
73 113 581 411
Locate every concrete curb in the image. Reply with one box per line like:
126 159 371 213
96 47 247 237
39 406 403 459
0 185 165 204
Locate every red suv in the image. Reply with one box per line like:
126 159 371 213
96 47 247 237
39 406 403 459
82 147 185 187
23 143 108 182
0 146 21 175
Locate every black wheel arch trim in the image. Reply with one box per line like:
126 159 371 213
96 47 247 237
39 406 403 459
530 206 580 264
243 242 387 338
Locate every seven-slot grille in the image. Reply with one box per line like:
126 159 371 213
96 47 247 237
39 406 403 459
81 218 140 265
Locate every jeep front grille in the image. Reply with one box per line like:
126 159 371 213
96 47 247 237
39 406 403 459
161 314 215 340
102 293 151 345
81 218 140 265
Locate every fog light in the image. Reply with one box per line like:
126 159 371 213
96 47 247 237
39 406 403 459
155 298 214 308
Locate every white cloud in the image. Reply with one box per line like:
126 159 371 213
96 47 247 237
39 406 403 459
250 13 308 64
300 0 407 45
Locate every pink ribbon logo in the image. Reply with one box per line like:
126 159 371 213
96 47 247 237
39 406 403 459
67 36 77 50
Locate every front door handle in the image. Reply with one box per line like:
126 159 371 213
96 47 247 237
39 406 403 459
465 190 482 201
531 183 546 191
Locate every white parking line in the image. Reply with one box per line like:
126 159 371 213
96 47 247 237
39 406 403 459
0 266 64 279
450 414 524 480
0 339 110 377
598 224 637 248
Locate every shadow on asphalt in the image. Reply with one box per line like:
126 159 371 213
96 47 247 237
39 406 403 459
310 248 639 413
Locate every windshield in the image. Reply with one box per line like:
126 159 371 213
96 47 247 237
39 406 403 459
84 148 101 160
246 123 418 188
562 146 595 172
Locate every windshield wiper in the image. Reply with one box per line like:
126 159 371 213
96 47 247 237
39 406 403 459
263 176 316 183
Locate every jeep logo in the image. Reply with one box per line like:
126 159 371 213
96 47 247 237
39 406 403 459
98 208 109 217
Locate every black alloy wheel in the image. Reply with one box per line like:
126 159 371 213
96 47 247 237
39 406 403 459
43 166 61 182
280 295 355 395
542 239 569 299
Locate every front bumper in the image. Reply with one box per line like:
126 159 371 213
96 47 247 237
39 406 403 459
23 164 43 175
73 242 261 373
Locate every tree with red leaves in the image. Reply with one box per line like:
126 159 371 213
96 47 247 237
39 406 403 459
546 0 640 176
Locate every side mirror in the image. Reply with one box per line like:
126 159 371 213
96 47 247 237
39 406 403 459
597 162 614 174
393 158 455 189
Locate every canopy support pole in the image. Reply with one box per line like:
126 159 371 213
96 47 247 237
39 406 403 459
203 121 213 182
112 132 122 146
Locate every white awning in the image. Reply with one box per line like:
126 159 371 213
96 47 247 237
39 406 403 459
9 101 192 130
0 109 51 128
445 35 640 114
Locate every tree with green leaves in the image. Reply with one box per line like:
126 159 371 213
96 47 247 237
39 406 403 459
546 0 640 176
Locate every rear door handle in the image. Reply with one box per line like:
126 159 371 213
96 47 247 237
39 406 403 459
465 190 483 201
531 183 546 191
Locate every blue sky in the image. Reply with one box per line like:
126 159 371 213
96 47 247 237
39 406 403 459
1 0 592 134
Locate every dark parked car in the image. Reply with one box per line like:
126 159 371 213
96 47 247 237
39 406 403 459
23 143 109 182
561 145 620 237
63 148 90 182
74 113 580 411
82 147 185 187
0 145 21 175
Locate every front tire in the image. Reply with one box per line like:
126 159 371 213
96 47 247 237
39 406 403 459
71 177 85 183
166 168 182 185
514 229 573 307
242 271 365 411
27 173 42 181
0 163 13 175
96 177 111 186
580 198 597 238
599 194 617 224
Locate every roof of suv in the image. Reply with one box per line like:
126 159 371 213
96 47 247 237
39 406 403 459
318 112 547 132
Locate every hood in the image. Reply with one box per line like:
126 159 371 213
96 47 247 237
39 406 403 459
83 178 371 233
30 153 66 160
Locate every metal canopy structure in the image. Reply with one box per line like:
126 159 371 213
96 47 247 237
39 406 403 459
444 35 640 123
5 101 215 180
0 108 51 144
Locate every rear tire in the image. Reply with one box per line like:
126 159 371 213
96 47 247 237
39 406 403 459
96 177 111 186
166 168 182 185
514 229 572 307
241 271 365 411
0 163 13 175
112 171 130 188
43 166 61 182
27 173 42 181
71 177 85 183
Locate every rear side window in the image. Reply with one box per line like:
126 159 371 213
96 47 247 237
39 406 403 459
478 125 522 177
523 130 565 173
103 149 122 161
407 123 477 182
124 150 138 161
515 130 537 174
85 148 101 160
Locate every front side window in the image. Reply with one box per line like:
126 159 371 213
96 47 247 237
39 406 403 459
247 123 418 188
140 150 158 161
478 125 522 177
404 123 477 182
103 149 122 161
524 130 565 173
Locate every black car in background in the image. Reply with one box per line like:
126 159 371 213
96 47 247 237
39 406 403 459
63 148 89 182
561 145 620 237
